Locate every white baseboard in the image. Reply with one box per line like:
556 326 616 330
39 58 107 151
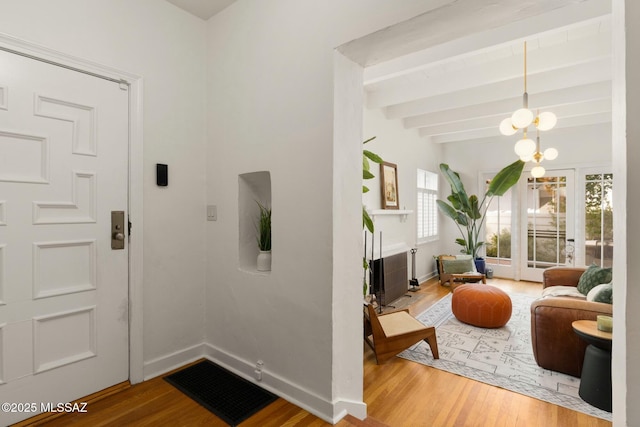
418 270 437 284
142 343 207 380
202 342 346 424
141 342 366 424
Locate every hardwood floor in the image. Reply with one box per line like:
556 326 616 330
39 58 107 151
21 278 611 427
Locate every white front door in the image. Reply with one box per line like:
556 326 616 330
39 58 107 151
520 170 575 282
0 49 129 424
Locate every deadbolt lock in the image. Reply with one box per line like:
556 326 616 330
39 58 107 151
111 211 125 250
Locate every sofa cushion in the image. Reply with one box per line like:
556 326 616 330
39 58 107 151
577 264 612 295
442 258 475 274
586 282 613 304
455 254 478 272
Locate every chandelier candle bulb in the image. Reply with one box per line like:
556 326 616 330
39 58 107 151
500 118 518 136
514 137 536 157
511 107 534 129
531 165 546 178
537 111 557 131
544 147 559 160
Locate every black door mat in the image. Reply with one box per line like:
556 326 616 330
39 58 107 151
164 360 278 426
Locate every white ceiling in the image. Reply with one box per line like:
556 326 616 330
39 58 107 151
163 0 612 145
164 0 237 20
363 4 612 145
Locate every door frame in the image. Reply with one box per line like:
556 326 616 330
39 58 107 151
0 33 145 384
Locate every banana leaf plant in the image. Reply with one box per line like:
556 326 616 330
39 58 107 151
437 160 524 259
362 136 383 295
362 136 383 233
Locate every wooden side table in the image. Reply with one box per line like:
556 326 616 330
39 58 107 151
572 320 612 412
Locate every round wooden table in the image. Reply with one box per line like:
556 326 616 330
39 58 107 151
572 320 612 412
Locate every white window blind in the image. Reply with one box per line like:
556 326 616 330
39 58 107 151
417 169 438 242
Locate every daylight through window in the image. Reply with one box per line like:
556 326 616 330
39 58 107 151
417 169 438 243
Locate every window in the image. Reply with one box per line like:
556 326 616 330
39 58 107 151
485 175 513 266
584 173 613 267
417 169 438 242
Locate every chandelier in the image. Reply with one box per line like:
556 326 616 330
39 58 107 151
499 42 558 176
527 125 558 178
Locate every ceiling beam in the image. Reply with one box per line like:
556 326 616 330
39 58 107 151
424 112 612 143
363 0 611 84
366 35 611 109
403 82 612 129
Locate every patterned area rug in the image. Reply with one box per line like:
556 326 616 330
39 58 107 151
399 292 611 421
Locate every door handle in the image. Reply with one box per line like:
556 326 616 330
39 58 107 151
111 211 125 250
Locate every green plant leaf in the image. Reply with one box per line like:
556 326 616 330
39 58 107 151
363 156 370 172
363 136 377 144
487 160 525 197
363 185 369 193
455 238 467 247
436 199 458 221
456 212 469 226
363 170 374 180
255 201 271 251
363 207 374 233
468 195 481 220
440 164 463 192
447 193 463 211
363 150 383 164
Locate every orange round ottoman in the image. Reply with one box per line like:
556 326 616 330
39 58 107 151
451 284 512 328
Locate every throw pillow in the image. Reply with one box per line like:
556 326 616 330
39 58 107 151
455 254 478 272
542 286 586 299
442 258 475 274
586 282 613 304
577 264 613 295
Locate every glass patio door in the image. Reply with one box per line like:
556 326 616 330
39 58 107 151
520 170 575 282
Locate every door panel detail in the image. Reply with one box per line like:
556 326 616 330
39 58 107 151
0 85 7 110
0 325 4 383
33 306 96 373
0 130 49 183
0 245 4 305
34 94 96 156
33 240 96 299
33 171 96 224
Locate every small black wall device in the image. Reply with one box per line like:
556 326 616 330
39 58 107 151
156 164 168 186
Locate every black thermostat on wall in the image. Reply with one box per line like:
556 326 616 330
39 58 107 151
157 164 168 186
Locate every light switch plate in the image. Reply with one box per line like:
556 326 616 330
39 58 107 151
207 205 217 221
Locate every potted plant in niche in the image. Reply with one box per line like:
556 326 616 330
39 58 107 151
437 160 524 273
256 201 271 271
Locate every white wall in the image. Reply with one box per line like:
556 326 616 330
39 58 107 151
203 0 455 421
0 0 208 377
363 108 444 282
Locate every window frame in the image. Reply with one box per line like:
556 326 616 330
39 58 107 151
416 169 438 244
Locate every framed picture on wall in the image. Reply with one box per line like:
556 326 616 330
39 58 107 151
380 161 399 209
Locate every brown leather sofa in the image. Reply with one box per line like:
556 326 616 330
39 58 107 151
530 266 613 377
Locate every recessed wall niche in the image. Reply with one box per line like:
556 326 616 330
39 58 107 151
238 171 271 273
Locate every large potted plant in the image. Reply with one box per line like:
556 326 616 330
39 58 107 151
256 201 271 271
362 136 383 295
437 160 524 273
